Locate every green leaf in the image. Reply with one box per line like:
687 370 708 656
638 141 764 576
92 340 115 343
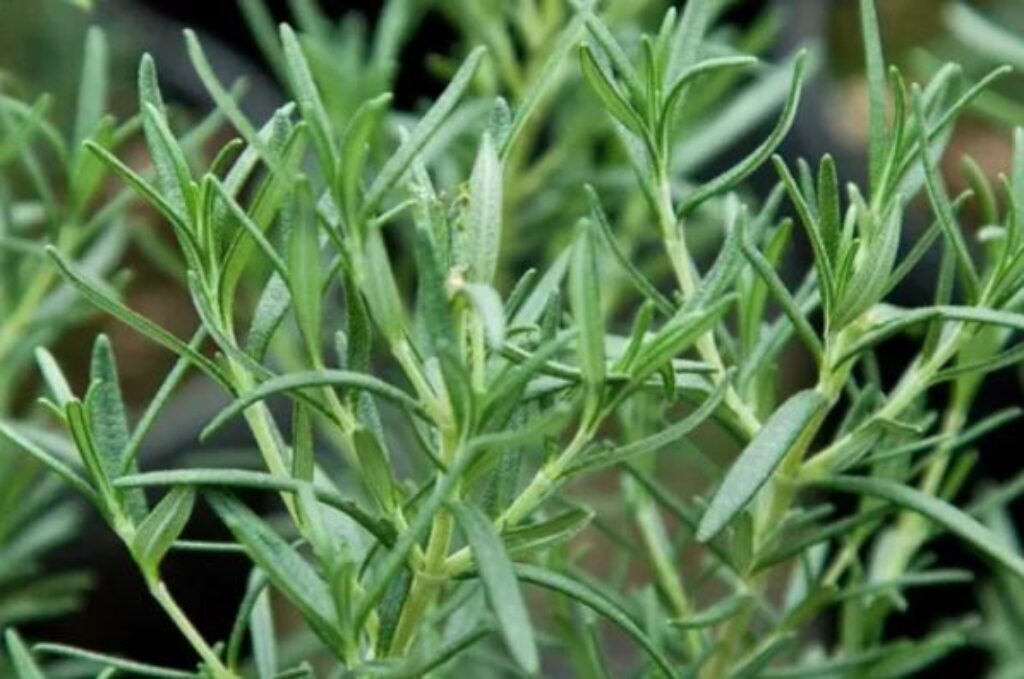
207 492 345 651
669 592 750 629
585 185 673 315
218 120 309 310
411 223 456 357
131 486 195 581
34 347 74 407
661 55 759 140
116 469 394 546
5 630 44 679
513 564 673 677
141 99 194 222
87 335 147 522
353 428 396 514
291 403 314 483
245 273 291 361
338 93 392 226
859 0 887 194
364 46 487 213
286 178 323 360
511 248 570 327
807 475 1024 581
458 282 506 349
678 51 808 216
453 502 539 675
64 401 106 484
359 228 407 344
73 27 109 153
772 155 834 315
578 43 646 136
569 219 605 397
202 369 423 440
739 223 824 361
31 643 195 678
83 141 198 258
251 589 277 679
237 0 286 83
184 29 282 177
837 304 1024 365
698 389 829 541
501 506 593 558
913 88 979 301
210 178 288 280
279 24 337 175
466 133 502 284
817 154 841 264
47 247 228 387
0 420 97 503
501 9 586 157
567 376 727 476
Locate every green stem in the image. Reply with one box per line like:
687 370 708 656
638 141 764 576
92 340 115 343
655 173 761 438
150 580 235 678
386 429 461 656
442 425 592 576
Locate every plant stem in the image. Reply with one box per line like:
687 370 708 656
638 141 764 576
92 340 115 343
442 425 593 576
386 428 461 656
150 580 235 678
655 173 761 438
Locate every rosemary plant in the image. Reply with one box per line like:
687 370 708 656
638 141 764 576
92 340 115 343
4 0 1024 677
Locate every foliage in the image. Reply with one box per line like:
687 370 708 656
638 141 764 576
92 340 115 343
2 0 1024 677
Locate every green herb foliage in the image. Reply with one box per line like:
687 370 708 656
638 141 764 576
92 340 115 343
3 1 1024 677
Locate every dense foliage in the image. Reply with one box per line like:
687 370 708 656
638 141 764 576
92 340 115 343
3 0 1024 676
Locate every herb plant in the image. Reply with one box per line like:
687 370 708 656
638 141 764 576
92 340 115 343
3 0 1024 677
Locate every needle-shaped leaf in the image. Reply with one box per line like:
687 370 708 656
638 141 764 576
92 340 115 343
201 369 424 440
132 486 195 581
87 335 147 522
31 643 195 678
116 468 393 545
338 93 391 227
678 51 808 216
458 282 506 349
359 228 407 344
569 218 605 397
806 475 1024 582
34 347 74 407
47 247 228 387
207 491 346 651
501 506 593 558
913 87 979 301
669 592 751 629
73 27 108 154
453 502 539 675
353 428 396 514
279 24 337 174
466 132 502 285
5 629 44 679
859 0 887 194
286 178 322 360
698 389 829 541
513 564 673 677
578 43 646 136
364 46 486 212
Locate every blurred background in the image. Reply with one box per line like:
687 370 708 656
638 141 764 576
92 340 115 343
1 0 1023 675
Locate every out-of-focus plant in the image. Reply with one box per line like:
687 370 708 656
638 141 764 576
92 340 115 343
3 1 1024 677
0 25 128 661
0 22 226 675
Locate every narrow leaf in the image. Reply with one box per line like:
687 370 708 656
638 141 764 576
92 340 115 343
453 502 539 675
698 389 829 541
132 486 195 580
